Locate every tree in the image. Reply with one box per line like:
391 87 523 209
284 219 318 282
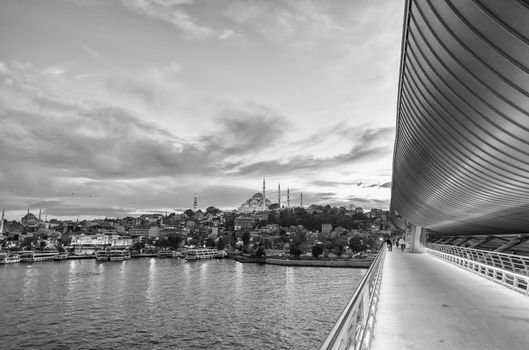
167 234 184 249
290 244 302 259
206 206 221 215
242 231 251 245
255 244 266 258
349 235 367 253
205 237 216 247
216 237 226 250
312 244 324 259
184 209 195 217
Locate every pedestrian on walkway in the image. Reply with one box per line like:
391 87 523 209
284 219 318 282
386 238 392 251
398 237 405 251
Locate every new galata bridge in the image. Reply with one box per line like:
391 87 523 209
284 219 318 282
321 1 529 349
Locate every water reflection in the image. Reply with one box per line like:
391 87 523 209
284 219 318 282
146 258 157 305
22 265 34 300
0 259 365 350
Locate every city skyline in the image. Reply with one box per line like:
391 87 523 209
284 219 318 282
0 0 404 220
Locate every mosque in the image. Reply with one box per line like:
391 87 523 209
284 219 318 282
238 179 300 213
238 179 271 213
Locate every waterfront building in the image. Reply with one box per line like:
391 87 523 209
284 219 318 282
70 234 132 255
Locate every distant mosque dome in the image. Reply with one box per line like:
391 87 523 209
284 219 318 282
238 192 271 213
21 212 39 227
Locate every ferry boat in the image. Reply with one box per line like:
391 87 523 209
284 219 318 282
109 250 124 261
20 250 59 262
95 250 109 261
0 252 21 264
185 248 218 261
53 252 69 261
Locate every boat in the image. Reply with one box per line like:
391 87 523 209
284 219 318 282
0 252 21 264
185 248 218 261
95 250 109 261
123 250 131 260
53 252 69 261
109 249 124 261
20 250 59 262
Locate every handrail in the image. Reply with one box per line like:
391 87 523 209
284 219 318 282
319 246 387 350
426 243 529 295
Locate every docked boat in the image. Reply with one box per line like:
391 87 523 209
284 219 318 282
53 252 69 261
123 250 131 260
109 250 124 261
0 252 21 264
95 250 109 261
185 248 218 261
20 250 59 262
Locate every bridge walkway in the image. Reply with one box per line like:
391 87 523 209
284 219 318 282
371 248 529 350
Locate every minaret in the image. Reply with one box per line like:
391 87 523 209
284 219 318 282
287 188 290 208
300 192 303 208
262 178 266 210
0 209 4 234
193 194 198 211
278 183 281 208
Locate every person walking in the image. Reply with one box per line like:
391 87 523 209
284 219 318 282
386 238 392 251
398 237 405 251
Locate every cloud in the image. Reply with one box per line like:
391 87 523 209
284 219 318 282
120 0 215 40
0 61 10 75
104 61 184 110
311 180 359 187
233 126 394 176
223 0 342 49
219 29 242 40
202 104 288 154
347 197 390 209
82 44 104 62
42 66 66 76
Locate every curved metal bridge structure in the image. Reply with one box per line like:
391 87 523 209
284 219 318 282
391 0 529 237
322 1 529 349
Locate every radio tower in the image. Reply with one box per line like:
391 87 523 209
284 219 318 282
300 192 303 208
278 183 281 208
193 194 198 211
287 188 290 208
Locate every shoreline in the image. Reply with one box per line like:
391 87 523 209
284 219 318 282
228 254 374 268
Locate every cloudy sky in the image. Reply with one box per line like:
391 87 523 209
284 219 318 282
0 0 403 220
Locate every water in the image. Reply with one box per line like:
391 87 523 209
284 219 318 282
0 259 366 349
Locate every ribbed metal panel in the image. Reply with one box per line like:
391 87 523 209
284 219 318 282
391 0 529 235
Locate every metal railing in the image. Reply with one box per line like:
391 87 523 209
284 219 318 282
319 247 387 350
426 243 529 295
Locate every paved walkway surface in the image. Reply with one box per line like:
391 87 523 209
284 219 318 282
371 249 529 350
